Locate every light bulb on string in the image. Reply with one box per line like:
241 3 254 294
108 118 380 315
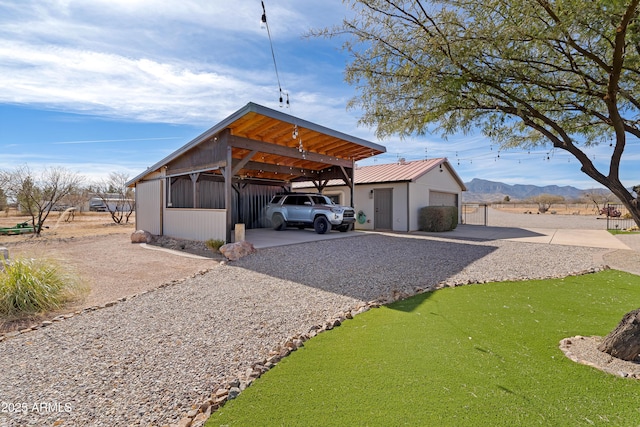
260 1 267 29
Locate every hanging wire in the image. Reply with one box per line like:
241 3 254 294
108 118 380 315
261 1 289 108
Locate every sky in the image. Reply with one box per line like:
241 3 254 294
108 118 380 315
1 0 638 190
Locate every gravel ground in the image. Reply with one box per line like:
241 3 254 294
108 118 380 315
0 232 608 427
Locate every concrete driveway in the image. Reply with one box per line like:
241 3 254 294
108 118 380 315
429 224 632 250
246 224 631 250
246 228 363 249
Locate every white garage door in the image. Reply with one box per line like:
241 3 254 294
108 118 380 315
429 191 457 207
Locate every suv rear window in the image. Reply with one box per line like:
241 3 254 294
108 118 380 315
311 195 332 205
270 195 283 204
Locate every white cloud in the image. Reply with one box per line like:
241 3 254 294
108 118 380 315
0 0 351 126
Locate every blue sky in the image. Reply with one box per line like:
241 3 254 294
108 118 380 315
1 0 638 189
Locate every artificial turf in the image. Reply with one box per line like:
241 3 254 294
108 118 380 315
209 270 640 426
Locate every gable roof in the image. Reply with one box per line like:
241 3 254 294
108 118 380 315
356 158 445 183
127 102 386 186
293 158 467 190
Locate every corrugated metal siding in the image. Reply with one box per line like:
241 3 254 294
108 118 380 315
168 175 226 209
168 176 280 229
164 209 226 241
233 183 284 229
136 180 162 235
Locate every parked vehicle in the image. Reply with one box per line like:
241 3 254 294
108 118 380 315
265 193 355 234
600 206 622 217
89 197 134 212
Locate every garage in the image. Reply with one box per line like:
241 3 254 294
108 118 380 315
293 158 467 232
127 102 386 242
429 190 458 207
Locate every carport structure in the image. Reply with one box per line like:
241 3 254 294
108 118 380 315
127 102 386 242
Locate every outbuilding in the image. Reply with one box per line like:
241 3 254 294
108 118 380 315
294 158 466 232
126 102 386 242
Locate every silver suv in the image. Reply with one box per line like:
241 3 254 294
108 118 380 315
265 193 355 234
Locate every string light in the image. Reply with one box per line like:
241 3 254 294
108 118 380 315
261 1 289 108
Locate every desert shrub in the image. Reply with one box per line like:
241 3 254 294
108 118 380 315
205 238 225 252
0 257 86 316
418 206 458 232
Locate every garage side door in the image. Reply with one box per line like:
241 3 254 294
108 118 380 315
136 180 162 235
429 191 457 207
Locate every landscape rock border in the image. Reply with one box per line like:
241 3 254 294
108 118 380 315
0 267 216 343
170 265 610 427
0 264 611 427
560 335 640 379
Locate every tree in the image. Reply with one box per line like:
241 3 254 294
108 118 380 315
0 170 8 211
4 165 83 235
93 172 135 224
582 189 617 214
598 308 640 361
530 194 565 213
316 0 640 228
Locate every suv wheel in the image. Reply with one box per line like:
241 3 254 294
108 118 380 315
272 213 286 231
313 216 330 234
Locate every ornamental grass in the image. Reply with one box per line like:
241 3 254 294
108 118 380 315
0 257 86 316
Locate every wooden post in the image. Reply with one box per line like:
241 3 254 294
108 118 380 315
234 223 245 242
224 144 233 243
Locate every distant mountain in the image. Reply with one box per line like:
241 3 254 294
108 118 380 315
463 178 609 202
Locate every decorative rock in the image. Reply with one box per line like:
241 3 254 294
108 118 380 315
219 241 256 261
191 411 210 427
0 247 8 261
176 417 192 427
198 402 210 413
131 230 154 243
227 387 241 400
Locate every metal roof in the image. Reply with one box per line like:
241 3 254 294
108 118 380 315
293 158 467 190
356 158 444 183
127 102 386 186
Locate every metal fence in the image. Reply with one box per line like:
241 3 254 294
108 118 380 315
462 203 488 226
604 203 636 231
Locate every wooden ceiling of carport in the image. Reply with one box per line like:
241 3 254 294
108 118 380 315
202 110 384 183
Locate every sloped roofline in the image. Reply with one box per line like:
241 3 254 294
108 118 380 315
126 102 386 187
292 158 467 190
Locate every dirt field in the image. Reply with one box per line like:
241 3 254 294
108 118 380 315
490 202 626 216
0 212 217 332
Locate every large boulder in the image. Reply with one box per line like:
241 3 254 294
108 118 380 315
219 241 256 261
131 230 154 244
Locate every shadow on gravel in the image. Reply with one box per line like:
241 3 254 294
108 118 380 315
234 233 498 311
418 225 547 242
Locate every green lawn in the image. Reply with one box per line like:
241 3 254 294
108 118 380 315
209 270 640 426
608 230 640 235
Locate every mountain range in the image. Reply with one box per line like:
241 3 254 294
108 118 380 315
463 178 609 202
